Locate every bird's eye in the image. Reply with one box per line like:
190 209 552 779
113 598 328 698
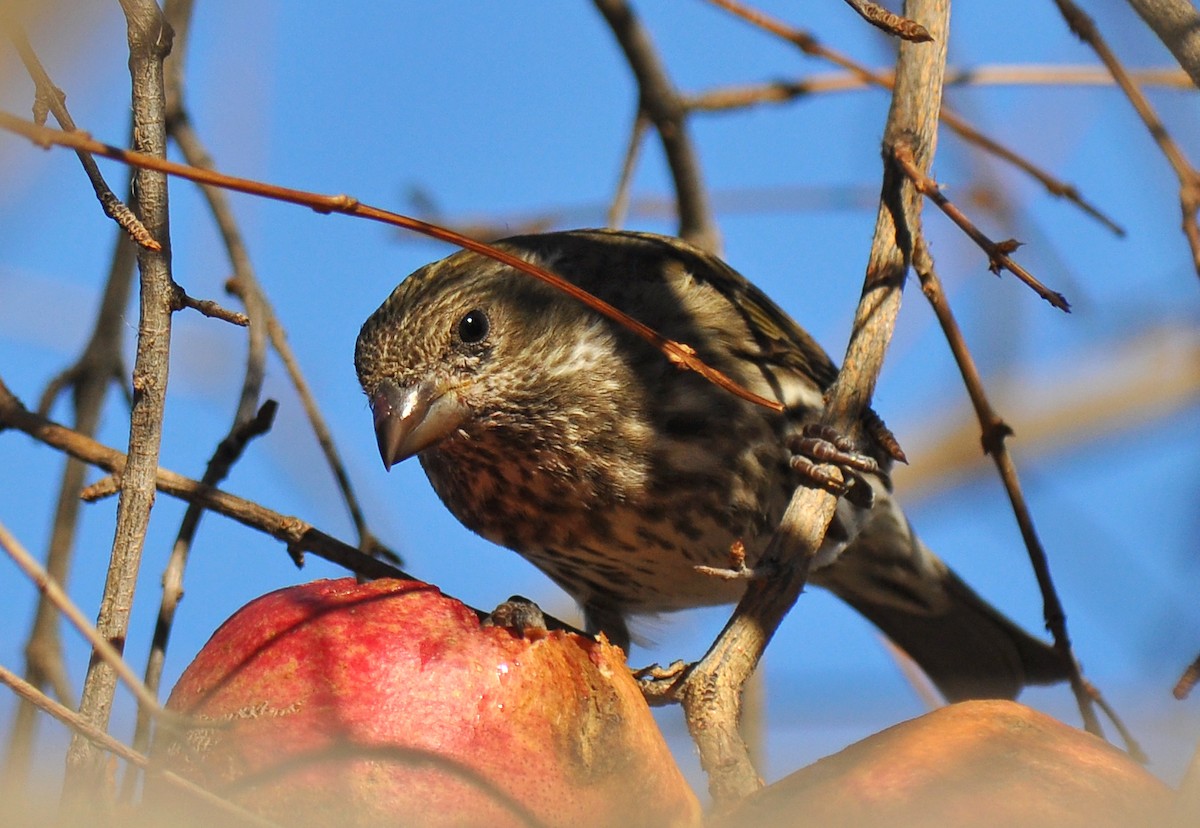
457 309 490 344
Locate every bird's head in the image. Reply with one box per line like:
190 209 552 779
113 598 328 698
355 243 628 470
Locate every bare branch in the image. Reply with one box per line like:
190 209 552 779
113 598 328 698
172 284 250 326
1175 653 1200 700
682 65 1195 113
892 142 1071 311
607 108 651 229
0 522 172 726
0 376 411 587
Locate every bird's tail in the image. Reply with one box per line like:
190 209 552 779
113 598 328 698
810 495 1072 703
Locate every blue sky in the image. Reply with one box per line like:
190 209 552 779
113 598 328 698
1 1 1198 795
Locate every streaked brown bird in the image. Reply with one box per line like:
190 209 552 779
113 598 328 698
355 229 1069 701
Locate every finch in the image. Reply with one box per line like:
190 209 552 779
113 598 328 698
355 228 1069 701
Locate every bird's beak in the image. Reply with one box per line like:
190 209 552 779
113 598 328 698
371 379 467 469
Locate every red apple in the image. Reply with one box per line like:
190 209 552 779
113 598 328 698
710 699 1170 828
155 577 700 827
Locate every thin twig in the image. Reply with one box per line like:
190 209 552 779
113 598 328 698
593 0 721 253
172 284 249 326
647 0 949 806
607 108 650 228
1053 0 1200 277
65 0 176 796
0 111 784 414
911 240 1102 739
0 664 280 828
6 24 160 251
842 0 932 41
892 142 1071 311
704 0 1123 235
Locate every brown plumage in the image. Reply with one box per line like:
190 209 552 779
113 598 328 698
355 229 1069 702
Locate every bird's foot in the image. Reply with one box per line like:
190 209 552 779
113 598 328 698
788 424 880 507
482 595 549 633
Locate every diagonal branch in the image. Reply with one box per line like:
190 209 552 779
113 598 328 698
0 664 280 828
647 0 950 806
1124 0 1200 89
0 376 409 586
5 24 160 251
0 522 174 727
911 241 1106 739
892 142 1071 311
1054 0 1200 277
0 111 783 414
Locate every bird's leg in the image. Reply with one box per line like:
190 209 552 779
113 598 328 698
633 660 691 706
583 600 632 653
788 423 880 508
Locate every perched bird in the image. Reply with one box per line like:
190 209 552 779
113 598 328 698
356 229 1069 701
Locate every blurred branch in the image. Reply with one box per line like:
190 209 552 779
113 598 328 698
0 522 172 726
1054 0 1200 277
0 664 280 828
842 0 931 42
705 0 1124 235
645 0 949 807
592 0 721 253
5 24 160 250
65 0 176 796
894 324 1200 498
892 143 1070 311
401 184 878 242
912 242 1104 740
683 65 1196 112
1124 0 1200 88
4 234 137 784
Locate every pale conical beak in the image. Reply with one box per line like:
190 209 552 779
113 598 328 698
371 379 467 469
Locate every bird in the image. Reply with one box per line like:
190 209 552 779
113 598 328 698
355 228 1070 702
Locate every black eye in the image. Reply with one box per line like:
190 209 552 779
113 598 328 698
457 309 490 344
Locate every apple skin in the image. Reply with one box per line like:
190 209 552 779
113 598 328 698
710 699 1171 828
156 577 700 828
